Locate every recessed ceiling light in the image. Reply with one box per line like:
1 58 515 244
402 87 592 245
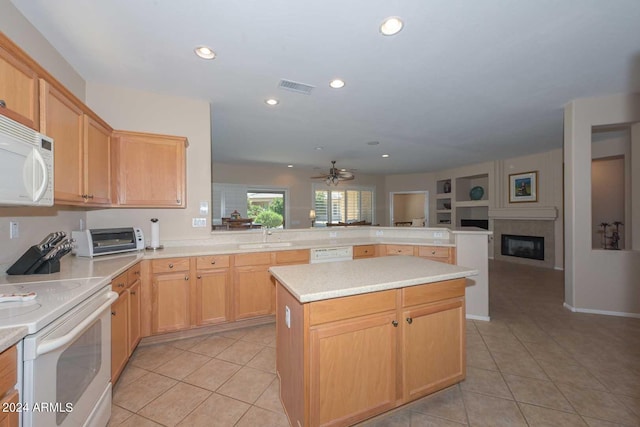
329 79 345 89
315 146 323 150
265 98 279 106
287 164 293 168
380 17 404 36
367 141 380 146
194 46 216 59
382 154 390 158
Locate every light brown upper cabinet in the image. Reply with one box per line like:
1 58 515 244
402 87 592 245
112 131 187 208
0 34 39 130
40 80 112 206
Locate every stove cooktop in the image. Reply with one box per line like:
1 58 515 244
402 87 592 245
0 277 109 334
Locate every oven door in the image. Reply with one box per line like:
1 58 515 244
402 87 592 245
22 286 117 427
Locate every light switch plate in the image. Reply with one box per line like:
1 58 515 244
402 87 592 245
376 230 384 237
285 306 291 328
433 231 444 238
199 201 209 216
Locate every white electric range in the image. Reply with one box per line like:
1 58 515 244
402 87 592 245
0 277 117 427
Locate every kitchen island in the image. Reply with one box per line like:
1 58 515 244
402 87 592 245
269 256 477 427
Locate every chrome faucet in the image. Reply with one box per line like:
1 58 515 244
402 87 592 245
262 227 272 243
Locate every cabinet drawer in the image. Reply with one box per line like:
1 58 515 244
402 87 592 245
309 290 396 326
385 245 415 256
127 262 141 285
196 255 230 270
417 246 450 259
353 245 376 258
152 257 190 273
402 278 465 307
234 252 272 267
111 271 128 293
275 249 309 265
0 345 17 397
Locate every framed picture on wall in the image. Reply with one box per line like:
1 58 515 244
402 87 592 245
509 171 538 203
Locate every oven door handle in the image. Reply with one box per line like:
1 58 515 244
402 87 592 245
36 291 118 356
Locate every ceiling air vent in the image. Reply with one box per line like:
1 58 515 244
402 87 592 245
278 79 315 95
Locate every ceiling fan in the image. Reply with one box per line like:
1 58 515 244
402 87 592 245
310 161 355 186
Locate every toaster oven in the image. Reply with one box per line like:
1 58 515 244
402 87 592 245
72 227 144 257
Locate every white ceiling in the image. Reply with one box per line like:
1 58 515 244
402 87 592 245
11 0 640 175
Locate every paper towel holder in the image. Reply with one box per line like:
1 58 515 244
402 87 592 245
146 218 164 251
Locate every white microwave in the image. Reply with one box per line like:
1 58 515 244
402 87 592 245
0 114 54 206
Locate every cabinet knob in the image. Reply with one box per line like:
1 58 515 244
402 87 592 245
197 275 202 279
0 100 6 108
211 260 216 265
176 199 181 204
81 194 87 199
392 320 398 327
88 194 94 199
111 311 116 316
406 317 413 324
168 263 174 268
431 251 436 255
117 283 125 288
135 271 140 276
130 291 136 295
185 275 189 281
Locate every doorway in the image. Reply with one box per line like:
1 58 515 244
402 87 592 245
389 191 428 227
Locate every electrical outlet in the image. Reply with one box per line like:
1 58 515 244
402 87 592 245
9 221 19 239
375 230 384 237
192 218 207 227
433 231 443 238
285 306 291 328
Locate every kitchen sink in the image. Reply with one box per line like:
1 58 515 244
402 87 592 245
238 242 293 249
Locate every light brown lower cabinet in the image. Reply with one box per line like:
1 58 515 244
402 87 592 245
276 278 466 427
233 252 273 319
151 271 191 334
111 262 142 383
196 269 231 326
0 345 18 427
110 290 129 383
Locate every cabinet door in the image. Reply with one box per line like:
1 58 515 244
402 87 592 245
39 80 84 204
233 265 272 319
112 131 186 207
111 291 129 383
84 114 111 205
0 389 19 427
0 41 39 130
196 269 230 326
128 280 141 354
152 272 191 334
402 298 465 401
309 312 397 427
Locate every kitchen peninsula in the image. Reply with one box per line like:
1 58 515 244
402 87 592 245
270 256 478 427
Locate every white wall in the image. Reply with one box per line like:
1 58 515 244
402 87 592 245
212 162 386 229
0 2 87 269
85 83 211 244
564 93 640 316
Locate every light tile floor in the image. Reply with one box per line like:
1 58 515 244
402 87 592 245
108 260 640 426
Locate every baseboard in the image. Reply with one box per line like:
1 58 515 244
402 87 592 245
466 314 490 321
563 302 640 318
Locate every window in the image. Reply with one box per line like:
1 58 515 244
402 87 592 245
313 184 374 226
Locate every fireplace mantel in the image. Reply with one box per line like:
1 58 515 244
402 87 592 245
489 207 557 221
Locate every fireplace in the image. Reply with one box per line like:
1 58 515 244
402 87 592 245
501 234 544 261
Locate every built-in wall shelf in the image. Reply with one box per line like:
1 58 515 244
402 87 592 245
432 172 491 228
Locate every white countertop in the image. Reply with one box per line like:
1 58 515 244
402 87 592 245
269 256 478 303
